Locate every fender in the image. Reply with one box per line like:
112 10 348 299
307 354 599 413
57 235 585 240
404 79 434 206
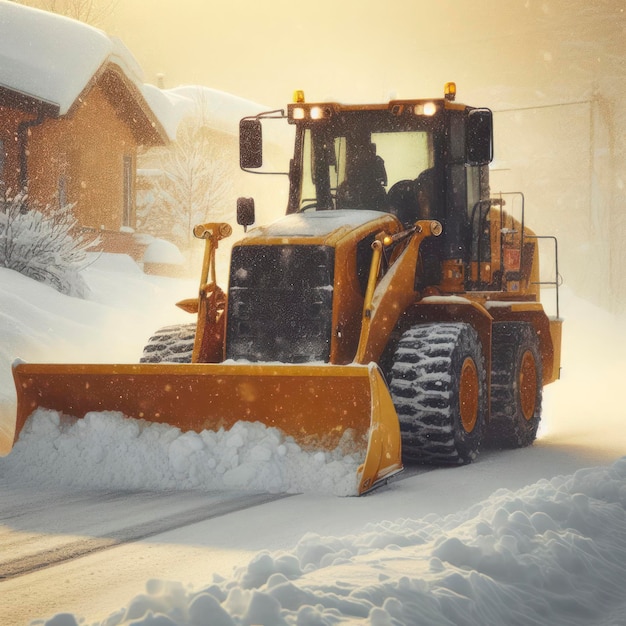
401 297 494 380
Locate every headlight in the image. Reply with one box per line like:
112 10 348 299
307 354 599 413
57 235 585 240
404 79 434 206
414 102 437 116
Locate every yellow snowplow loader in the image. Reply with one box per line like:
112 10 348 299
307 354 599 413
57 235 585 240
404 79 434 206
10 86 563 494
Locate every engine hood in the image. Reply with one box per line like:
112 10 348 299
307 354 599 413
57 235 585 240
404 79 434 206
238 209 401 247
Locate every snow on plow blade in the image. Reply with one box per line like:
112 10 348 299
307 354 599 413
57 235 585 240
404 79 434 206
12 361 402 494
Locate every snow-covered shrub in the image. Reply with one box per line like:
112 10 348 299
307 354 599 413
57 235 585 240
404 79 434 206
0 194 98 298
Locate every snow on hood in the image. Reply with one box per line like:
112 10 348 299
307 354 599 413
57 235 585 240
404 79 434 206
245 210 397 239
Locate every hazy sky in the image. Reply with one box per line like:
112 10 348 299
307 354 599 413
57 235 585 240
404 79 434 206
107 0 567 108
103 0 626 312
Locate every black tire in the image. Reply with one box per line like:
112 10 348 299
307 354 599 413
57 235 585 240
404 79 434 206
487 322 543 448
140 322 196 363
389 323 487 465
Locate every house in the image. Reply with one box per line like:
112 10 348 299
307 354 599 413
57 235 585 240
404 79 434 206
0 1 174 257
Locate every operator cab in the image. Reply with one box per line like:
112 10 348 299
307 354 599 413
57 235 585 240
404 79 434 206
289 103 441 226
239 84 494 291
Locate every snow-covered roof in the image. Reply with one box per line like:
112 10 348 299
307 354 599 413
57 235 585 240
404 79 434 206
0 2 273 144
0 1 113 114
164 85 267 137
0 1 169 141
141 85 196 142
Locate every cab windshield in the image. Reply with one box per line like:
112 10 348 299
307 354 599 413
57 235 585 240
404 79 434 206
297 111 439 226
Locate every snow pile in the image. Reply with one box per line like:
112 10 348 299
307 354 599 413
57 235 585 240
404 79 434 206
0 254 196 447
32 457 626 626
142 237 185 266
1 409 362 496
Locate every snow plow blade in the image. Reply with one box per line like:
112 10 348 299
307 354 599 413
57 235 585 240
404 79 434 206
12 361 402 494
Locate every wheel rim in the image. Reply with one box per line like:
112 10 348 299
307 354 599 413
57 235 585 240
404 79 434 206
519 350 538 421
459 357 479 432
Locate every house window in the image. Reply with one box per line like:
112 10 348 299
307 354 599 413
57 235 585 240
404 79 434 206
123 155 134 228
0 139 5 196
58 175 68 209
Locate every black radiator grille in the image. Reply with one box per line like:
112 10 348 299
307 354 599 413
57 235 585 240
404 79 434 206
226 245 335 363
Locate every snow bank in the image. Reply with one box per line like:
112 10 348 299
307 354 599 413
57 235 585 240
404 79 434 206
142 237 185 266
0 254 196 450
1 409 362 496
32 457 626 626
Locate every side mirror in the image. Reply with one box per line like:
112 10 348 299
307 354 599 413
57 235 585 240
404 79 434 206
466 108 493 166
237 197 255 231
240 119 263 169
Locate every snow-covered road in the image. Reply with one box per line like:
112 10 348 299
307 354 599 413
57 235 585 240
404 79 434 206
1 486 289 623
1 435 623 625
1 488 286 579
1 256 625 625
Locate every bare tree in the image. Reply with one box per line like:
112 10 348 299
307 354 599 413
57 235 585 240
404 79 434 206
137 94 235 251
10 0 118 27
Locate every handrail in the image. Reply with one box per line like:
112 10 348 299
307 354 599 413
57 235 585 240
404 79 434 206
526 234 561 319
